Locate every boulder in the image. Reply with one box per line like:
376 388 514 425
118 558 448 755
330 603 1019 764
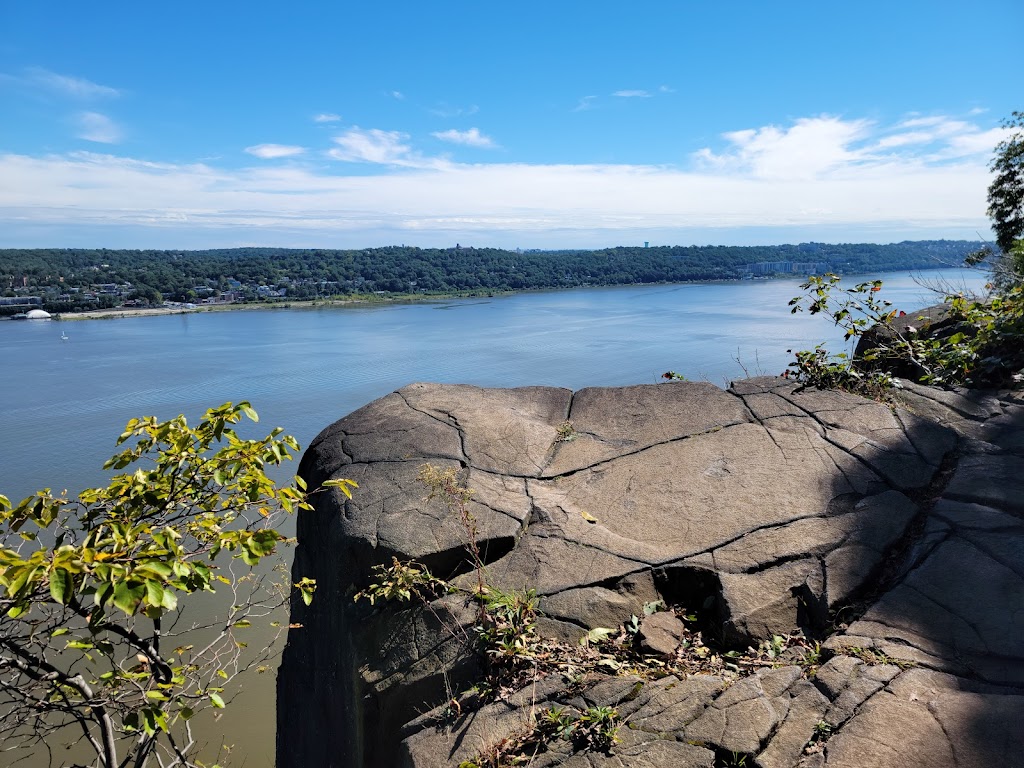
277 377 1024 768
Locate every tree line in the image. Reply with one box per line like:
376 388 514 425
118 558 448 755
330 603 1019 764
1 240 983 304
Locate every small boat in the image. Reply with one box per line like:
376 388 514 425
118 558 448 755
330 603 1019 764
61 331 69 341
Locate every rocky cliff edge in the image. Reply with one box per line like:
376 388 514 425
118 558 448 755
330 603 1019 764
277 378 1024 768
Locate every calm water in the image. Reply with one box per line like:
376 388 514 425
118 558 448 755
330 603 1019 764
0 268 986 764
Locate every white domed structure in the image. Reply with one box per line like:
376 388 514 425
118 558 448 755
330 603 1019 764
25 309 52 320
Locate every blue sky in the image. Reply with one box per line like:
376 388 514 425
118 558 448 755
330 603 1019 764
1 1 1020 249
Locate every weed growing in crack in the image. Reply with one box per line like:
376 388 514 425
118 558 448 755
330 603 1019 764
353 556 450 605
804 719 834 755
714 749 752 767
459 705 621 768
418 463 487 599
571 706 621 752
846 646 916 669
474 587 540 667
554 420 577 442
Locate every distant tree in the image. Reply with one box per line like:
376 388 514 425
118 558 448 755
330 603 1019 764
0 402 353 768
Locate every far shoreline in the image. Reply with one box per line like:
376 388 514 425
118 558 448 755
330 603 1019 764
9 265 985 323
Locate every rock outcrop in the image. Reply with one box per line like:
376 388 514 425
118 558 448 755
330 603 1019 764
277 378 1024 768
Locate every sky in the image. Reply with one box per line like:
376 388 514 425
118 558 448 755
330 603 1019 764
1 1 1020 250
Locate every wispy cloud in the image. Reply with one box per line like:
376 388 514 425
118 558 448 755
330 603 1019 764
76 112 123 143
573 95 597 112
327 127 446 168
613 89 651 98
245 144 307 159
658 85 674 93
430 103 478 118
1 114 1004 247
28 68 120 99
871 115 1011 161
693 113 1011 182
391 90 405 100
431 128 497 149
313 113 341 123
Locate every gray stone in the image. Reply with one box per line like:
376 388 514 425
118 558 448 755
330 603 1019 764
637 611 686 656
944 453 1024 514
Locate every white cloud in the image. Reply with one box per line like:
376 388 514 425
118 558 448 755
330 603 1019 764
313 113 341 123
431 128 497 148
613 90 651 98
27 68 120 99
327 127 446 168
0 113 1002 247
245 144 307 159
695 116 872 180
874 131 935 149
659 85 675 93
76 112 123 143
943 126 1008 157
391 90 405 100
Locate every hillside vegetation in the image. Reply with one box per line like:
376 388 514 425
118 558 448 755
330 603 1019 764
1 241 979 313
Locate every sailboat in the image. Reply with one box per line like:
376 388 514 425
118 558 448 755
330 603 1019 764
60 331 69 341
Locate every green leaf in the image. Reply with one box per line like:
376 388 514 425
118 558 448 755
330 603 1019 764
145 580 165 610
161 588 178 611
581 627 615 646
643 600 666 616
112 581 146 616
209 692 226 709
49 567 72 605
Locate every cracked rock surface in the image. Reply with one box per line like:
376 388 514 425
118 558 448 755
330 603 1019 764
277 378 1024 768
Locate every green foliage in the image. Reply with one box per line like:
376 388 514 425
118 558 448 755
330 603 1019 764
786 274 1024 392
353 557 448 605
554 420 577 442
845 646 916 669
570 706 621 752
988 112 1024 257
473 587 539 663
458 705 620 768
0 402 325 768
785 345 898 399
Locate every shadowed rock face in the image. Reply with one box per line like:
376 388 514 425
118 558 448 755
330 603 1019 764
277 378 1024 768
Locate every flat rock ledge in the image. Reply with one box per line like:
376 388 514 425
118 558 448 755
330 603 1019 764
277 378 1024 768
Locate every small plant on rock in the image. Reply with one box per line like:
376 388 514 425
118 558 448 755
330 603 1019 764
804 719 833 754
474 587 540 664
571 705 621 752
353 556 449 605
554 420 577 442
